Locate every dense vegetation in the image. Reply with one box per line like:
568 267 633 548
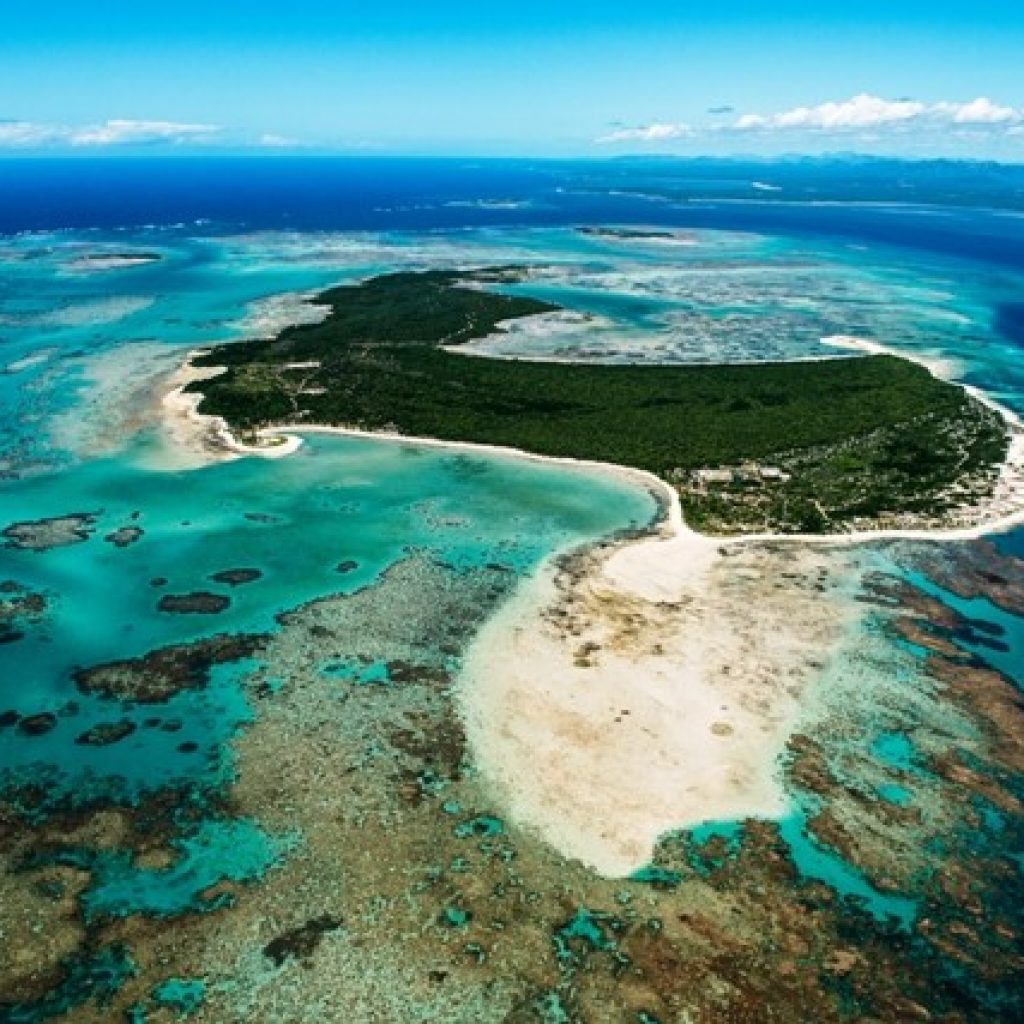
189 269 1008 534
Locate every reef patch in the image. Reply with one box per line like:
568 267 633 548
157 591 231 615
209 568 263 587
2 513 100 552
104 526 144 549
0 580 47 644
74 720 138 747
263 914 345 966
73 633 267 703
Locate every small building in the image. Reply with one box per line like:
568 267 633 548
758 466 791 483
695 468 736 487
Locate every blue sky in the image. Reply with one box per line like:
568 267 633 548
2 2 1023 158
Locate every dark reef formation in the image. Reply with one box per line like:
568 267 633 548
156 592 231 615
263 915 345 967
0 580 48 645
2 543 1023 1021
73 633 267 703
74 721 137 748
2 513 100 552
103 526 144 549
209 569 263 587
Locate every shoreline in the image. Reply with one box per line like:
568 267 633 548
156 353 304 467
166 332 1024 549
157 334 1024 875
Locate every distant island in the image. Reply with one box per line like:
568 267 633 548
69 252 163 272
186 268 1009 534
576 226 696 243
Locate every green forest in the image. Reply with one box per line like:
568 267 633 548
189 269 1008 533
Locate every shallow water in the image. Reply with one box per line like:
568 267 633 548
2 180 1024 1020
1 428 654 804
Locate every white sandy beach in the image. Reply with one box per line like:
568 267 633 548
152 353 303 469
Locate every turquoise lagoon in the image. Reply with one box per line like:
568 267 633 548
1 428 656 800
4 219 1024 835
2 216 1024 1017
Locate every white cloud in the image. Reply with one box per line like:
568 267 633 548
934 97 1019 125
736 95 926 130
593 95 1024 149
597 122 692 144
0 118 221 148
69 120 220 146
733 94 1023 133
0 121 60 146
258 133 299 148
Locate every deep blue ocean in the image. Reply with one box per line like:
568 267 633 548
2 156 1023 268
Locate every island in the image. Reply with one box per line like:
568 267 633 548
68 251 163 271
186 267 1010 534
576 226 696 243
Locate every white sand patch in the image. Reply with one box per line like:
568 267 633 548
820 334 966 383
151 357 238 469
65 254 162 273
456 515 851 876
235 291 331 339
4 348 57 374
